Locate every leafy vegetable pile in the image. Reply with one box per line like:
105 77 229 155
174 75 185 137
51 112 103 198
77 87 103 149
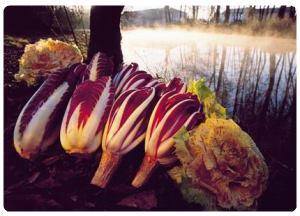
15 38 83 85
169 79 269 210
12 39 268 211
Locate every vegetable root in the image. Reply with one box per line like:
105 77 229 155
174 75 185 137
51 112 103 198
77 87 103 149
91 151 122 188
131 155 157 188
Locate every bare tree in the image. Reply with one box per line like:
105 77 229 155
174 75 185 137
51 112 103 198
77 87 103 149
289 6 296 22
278 5 287 19
179 5 182 20
265 6 270 20
235 7 240 22
270 5 276 18
224 6 230 23
192 6 199 23
215 6 220 23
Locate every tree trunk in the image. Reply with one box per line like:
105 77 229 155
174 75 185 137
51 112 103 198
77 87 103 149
258 6 262 21
87 6 124 75
265 6 270 20
215 6 220 23
179 5 182 20
192 6 196 22
224 6 230 23
289 6 296 22
278 6 287 19
236 7 240 22
270 5 276 18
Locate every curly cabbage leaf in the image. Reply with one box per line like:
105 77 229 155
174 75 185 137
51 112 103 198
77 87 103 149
169 128 218 210
187 78 226 119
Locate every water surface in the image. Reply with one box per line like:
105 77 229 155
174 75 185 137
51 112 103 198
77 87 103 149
122 28 296 210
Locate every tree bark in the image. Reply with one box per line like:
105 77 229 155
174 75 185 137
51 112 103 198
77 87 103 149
87 6 124 75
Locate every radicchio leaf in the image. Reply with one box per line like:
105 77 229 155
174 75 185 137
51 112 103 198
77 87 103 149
83 52 114 81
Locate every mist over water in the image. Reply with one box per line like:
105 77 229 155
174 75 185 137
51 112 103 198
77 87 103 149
122 28 296 210
122 28 295 115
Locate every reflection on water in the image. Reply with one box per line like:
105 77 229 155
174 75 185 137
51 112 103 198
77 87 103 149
122 28 296 209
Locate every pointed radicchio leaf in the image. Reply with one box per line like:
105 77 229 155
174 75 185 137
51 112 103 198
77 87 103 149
102 87 156 155
120 71 153 93
115 71 161 97
72 63 87 83
164 77 187 94
84 52 114 81
113 63 138 87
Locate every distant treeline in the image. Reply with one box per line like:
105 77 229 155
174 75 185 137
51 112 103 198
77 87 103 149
4 6 89 36
121 5 296 26
209 5 296 24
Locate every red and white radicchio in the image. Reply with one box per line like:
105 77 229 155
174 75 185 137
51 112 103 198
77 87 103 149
91 87 157 188
82 52 114 81
132 78 204 187
60 76 114 154
13 65 81 159
113 63 165 97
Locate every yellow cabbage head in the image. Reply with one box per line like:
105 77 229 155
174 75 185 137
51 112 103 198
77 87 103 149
15 38 83 85
169 118 269 210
